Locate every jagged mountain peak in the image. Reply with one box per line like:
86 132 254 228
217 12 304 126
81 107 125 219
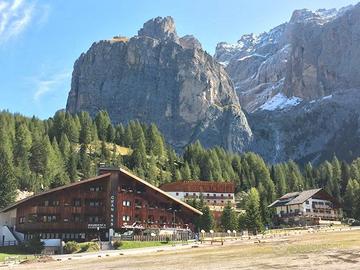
66 17 252 154
138 16 178 42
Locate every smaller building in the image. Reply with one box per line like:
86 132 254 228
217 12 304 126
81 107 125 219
269 188 343 226
160 181 235 222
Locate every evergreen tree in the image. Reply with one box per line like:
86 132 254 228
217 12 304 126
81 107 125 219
79 144 92 178
245 187 263 235
199 206 214 232
0 129 17 208
220 201 238 231
95 111 111 141
180 162 191 180
79 112 93 144
146 124 165 158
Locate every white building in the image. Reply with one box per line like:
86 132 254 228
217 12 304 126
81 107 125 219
269 188 342 225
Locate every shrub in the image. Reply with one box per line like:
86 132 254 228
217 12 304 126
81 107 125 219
80 242 100 252
63 241 80 254
165 236 170 243
113 240 123 249
20 237 44 254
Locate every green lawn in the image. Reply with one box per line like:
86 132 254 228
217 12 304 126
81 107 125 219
0 246 33 263
118 241 173 250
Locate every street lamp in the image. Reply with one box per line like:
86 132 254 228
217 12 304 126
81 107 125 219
97 227 102 250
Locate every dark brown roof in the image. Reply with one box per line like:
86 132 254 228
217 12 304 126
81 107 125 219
116 169 202 215
160 181 235 193
1 168 202 216
0 173 111 212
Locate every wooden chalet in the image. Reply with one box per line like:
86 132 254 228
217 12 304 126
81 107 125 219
0 168 202 242
269 188 343 226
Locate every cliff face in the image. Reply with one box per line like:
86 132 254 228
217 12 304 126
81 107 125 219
66 16 252 152
215 5 360 112
213 4 360 164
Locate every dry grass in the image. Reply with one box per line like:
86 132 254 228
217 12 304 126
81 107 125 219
9 229 360 270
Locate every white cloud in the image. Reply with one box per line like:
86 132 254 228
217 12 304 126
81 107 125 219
0 0 49 44
33 71 71 101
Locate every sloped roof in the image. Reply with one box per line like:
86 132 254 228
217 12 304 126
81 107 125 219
116 168 202 215
0 173 111 213
286 188 322 205
269 188 323 208
0 168 203 216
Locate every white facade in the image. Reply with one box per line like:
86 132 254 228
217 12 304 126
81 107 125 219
166 191 234 203
275 198 341 220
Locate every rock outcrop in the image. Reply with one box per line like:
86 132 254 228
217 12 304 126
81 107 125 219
215 4 359 112
66 16 252 152
214 4 360 164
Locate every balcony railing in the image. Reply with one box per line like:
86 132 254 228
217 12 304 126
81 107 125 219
279 211 341 220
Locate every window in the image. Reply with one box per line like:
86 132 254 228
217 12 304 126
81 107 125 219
228 194 231 197
122 215 130 222
73 199 81 206
88 216 100 223
306 200 309 205
52 200 60 207
193 193 196 196
207 194 210 197
63 218 69 222
89 200 102 207
42 215 57 223
176 192 179 196
221 194 224 197
19 217 25 224
306 209 310 212
44 200 49 207
185 193 189 197
73 214 81 223
122 200 131 207
90 186 103 192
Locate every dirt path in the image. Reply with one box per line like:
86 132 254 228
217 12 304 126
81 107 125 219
7 229 360 270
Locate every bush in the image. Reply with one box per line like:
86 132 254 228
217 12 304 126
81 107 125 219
165 236 170 243
20 237 44 254
63 241 80 254
113 240 123 249
80 242 100 252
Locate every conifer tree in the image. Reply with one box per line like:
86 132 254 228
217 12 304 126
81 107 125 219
0 129 17 208
180 162 191 180
245 187 263 235
79 112 93 145
220 201 238 231
95 111 111 141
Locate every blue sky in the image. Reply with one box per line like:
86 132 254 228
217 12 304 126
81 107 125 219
0 0 359 119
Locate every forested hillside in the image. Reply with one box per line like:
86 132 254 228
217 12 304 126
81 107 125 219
0 110 360 223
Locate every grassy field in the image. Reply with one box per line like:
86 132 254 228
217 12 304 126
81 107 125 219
0 246 33 263
7 229 360 269
118 241 173 250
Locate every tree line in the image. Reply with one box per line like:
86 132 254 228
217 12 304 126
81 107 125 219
0 110 360 225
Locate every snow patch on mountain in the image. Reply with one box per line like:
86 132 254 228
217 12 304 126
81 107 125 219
259 93 302 111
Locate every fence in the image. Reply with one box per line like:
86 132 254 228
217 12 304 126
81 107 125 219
113 232 193 242
0 240 18 247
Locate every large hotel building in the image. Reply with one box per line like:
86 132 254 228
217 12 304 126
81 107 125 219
0 168 202 243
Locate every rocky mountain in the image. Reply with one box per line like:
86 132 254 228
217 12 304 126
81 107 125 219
67 6 360 165
213 4 360 164
66 16 252 153
215 4 358 112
